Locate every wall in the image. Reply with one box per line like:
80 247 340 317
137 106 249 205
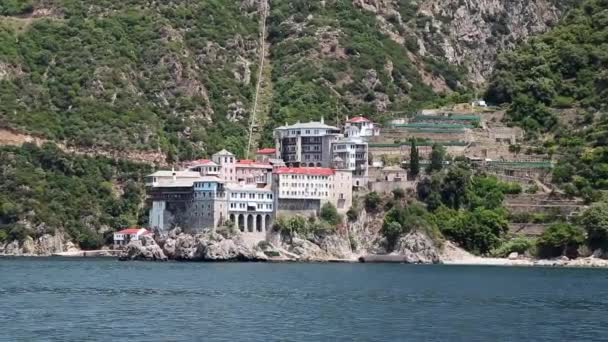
368 181 415 195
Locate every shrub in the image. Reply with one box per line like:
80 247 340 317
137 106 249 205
392 188 406 199
364 192 381 212
0 229 7 243
346 206 359 222
491 237 535 257
536 223 585 258
579 202 608 248
320 202 341 226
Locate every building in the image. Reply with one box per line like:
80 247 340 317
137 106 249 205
212 149 236 182
331 137 368 187
113 227 152 247
186 159 220 177
272 167 352 215
255 148 276 162
235 159 273 185
344 116 380 138
226 183 274 234
274 118 342 167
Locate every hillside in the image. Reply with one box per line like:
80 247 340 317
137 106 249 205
0 0 566 159
486 0 608 200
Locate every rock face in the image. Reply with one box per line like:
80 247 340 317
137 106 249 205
0 233 79 256
355 0 561 84
160 230 267 262
391 231 440 264
119 235 168 261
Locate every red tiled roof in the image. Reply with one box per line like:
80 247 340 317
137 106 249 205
274 167 335 176
346 116 370 123
116 228 151 235
237 159 272 167
256 148 276 154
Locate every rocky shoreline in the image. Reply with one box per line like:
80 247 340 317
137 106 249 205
3 228 608 268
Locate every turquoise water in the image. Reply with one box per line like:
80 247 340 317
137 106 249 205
1 258 608 341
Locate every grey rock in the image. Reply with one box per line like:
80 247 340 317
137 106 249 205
391 231 440 264
120 235 167 261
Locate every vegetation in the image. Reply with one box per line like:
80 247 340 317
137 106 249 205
409 139 420 177
490 237 536 258
320 202 342 226
536 223 585 258
381 202 441 250
364 192 381 212
486 0 608 194
273 215 335 240
0 143 150 249
579 202 608 249
426 143 445 174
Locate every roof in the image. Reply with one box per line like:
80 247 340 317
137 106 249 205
383 165 404 172
213 149 234 156
186 159 218 166
225 183 272 191
116 228 151 235
256 148 276 154
236 159 272 168
275 121 339 131
147 170 201 178
346 116 370 123
274 167 335 176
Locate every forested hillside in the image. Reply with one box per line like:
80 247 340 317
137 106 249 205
486 0 608 200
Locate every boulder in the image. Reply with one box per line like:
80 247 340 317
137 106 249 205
508 252 519 260
21 236 36 255
119 235 167 261
391 231 440 264
3 240 21 255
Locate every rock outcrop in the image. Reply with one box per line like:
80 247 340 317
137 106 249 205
0 232 79 256
159 230 268 262
119 235 168 261
391 231 440 264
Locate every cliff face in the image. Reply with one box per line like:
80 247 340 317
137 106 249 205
355 0 561 84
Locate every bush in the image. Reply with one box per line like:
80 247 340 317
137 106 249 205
320 202 341 226
346 206 359 222
364 192 381 212
579 203 608 248
491 237 535 257
392 188 406 199
0 229 7 243
536 223 585 258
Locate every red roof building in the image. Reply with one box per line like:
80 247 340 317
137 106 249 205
346 116 371 123
256 148 276 155
113 227 152 247
274 167 335 176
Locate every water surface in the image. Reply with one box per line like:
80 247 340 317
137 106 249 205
1 258 607 341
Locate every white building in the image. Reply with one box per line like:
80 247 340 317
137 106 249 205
274 118 342 167
331 137 368 187
226 183 274 234
113 227 152 247
344 116 380 138
272 167 353 214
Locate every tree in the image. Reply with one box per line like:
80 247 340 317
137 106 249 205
580 202 608 248
320 202 341 226
427 143 445 173
409 139 420 177
364 192 381 212
392 188 405 199
537 223 585 258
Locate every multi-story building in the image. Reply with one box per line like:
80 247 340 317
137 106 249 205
274 119 342 167
331 137 369 187
212 149 236 182
272 167 352 215
344 116 380 139
235 159 273 185
226 183 274 233
186 159 220 177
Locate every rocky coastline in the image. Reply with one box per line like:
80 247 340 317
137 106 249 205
3 227 608 268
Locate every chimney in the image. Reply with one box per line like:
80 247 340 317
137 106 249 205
321 116 324 124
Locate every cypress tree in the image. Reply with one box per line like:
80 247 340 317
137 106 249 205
410 139 420 177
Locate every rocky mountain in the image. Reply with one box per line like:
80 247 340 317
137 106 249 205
0 0 568 159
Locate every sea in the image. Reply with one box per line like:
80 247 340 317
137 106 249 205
0 258 607 341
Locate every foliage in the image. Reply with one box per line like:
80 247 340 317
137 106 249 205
364 191 381 212
381 202 441 250
272 215 335 238
579 202 608 248
392 188 405 199
409 139 420 177
0 143 150 248
346 202 359 222
426 143 445 174
490 237 536 257
486 0 608 191
320 202 342 226
536 223 585 258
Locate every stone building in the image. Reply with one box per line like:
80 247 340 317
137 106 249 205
344 116 380 139
332 137 368 187
226 183 274 234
